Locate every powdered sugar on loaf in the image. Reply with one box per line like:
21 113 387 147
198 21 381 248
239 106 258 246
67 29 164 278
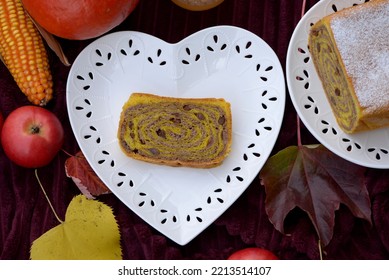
330 1 389 114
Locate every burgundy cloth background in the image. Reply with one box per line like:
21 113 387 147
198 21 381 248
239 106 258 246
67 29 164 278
1 0 389 260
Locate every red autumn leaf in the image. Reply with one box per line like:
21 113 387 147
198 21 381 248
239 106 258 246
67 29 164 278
259 144 371 246
65 151 111 199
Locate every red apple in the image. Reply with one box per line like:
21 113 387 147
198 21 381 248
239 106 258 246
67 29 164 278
1 106 64 168
227 248 279 260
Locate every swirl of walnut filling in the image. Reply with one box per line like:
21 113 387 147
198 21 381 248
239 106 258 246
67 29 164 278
309 25 358 133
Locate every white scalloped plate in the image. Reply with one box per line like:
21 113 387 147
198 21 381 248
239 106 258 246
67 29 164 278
66 26 285 245
287 0 389 169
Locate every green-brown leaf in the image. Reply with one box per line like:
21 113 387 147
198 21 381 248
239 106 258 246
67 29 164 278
260 144 371 246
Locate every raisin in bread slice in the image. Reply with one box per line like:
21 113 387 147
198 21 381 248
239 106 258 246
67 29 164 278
117 93 232 168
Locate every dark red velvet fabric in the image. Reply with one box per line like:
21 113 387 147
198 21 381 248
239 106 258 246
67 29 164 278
1 0 388 260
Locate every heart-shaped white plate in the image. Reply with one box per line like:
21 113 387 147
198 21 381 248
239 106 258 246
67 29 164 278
66 26 285 245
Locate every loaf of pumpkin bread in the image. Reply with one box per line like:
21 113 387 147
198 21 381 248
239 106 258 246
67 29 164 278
308 0 389 133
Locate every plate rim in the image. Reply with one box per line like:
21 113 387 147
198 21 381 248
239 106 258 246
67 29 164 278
66 25 286 245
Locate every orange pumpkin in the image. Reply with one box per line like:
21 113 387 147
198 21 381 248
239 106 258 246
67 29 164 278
22 0 140 40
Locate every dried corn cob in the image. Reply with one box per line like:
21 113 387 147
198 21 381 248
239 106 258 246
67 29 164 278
0 0 53 106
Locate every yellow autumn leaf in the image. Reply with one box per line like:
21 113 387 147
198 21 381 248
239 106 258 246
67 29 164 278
30 194 122 260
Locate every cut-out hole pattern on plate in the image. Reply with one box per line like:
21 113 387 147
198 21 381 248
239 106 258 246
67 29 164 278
206 188 225 205
67 26 285 245
243 143 261 161
206 34 228 52
120 39 141 57
298 47 310 64
303 95 319 115
186 207 203 223
115 171 135 188
75 98 93 118
367 148 389 160
97 150 115 168
255 117 273 137
295 69 310 90
260 89 278 110
137 192 156 208
159 209 178 225
95 49 112 67
181 47 201 65
82 125 101 144
341 138 362 152
148 48 167 66
226 167 244 184
76 72 94 91
320 120 338 136
235 41 253 59
256 63 273 82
